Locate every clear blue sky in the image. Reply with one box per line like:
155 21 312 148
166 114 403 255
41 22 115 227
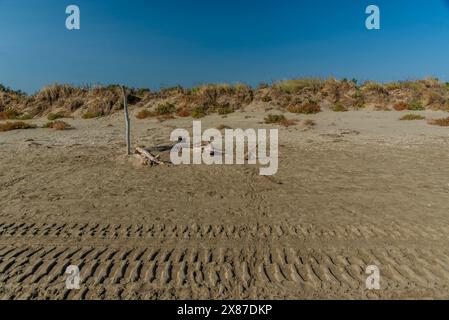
1 0 449 93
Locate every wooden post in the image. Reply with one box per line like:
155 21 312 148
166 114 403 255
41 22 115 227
122 85 131 155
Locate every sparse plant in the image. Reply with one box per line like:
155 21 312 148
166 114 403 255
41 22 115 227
393 102 409 111
261 95 272 102
217 124 232 130
287 101 321 114
157 114 175 122
155 103 175 115
191 106 207 119
279 119 298 127
176 108 190 117
16 114 33 120
0 121 37 132
428 117 449 127
82 111 102 119
332 103 348 112
0 109 19 120
264 114 286 124
43 120 73 130
136 109 154 119
47 112 66 121
304 119 316 127
217 106 234 115
409 100 425 111
400 114 425 121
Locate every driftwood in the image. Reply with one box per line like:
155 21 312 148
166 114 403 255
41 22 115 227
135 147 165 166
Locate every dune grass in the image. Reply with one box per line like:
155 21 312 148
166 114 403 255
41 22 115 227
0 121 37 132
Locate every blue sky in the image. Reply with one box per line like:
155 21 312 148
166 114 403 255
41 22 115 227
1 0 449 93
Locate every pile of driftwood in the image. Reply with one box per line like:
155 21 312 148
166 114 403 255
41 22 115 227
134 147 166 166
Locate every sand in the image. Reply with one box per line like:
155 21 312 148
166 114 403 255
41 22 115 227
1 109 449 299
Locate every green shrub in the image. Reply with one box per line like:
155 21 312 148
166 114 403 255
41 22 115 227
332 104 348 112
191 106 207 119
47 112 66 121
400 114 425 121
264 114 286 124
155 103 175 115
409 101 425 111
16 114 33 120
217 106 234 115
287 102 321 114
82 111 102 119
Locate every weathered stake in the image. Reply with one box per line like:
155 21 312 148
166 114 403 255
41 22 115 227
122 85 131 155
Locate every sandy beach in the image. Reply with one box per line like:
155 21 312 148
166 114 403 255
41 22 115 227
1 109 449 299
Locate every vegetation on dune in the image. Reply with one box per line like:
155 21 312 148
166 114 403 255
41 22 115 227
0 121 37 132
287 101 321 114
42 120 73 130
1 78 449 119
82 111 102 119
191 106 207 119
264 114 286 124
47 111 66 121
332 103 348 112
428 117 449 127
400 114 426 121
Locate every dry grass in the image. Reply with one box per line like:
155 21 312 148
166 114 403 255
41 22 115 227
176 108 190 117
217 124 232 130
0 121 37 132
400 114 425 121
287 102 321 114
157 114 175 122
154 103 175 115
82 111 102 119
43 120 73 130
47 112 66 121
393 102 409 111
279 119 298 127
303 119 316 127
275 79 323 94
191 106 207 119
136 109 154 119
217 106 234 115
264 114 285 124
0 109 19 120
428 117 449 127
332 104 348 112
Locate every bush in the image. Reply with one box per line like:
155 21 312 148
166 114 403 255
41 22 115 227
16 114 33 120
400 114 425 121
0 121 37 132
47 112 66 121
0 109 19 120
264 114 286 124
176 108 190 117
393 102 409 111
287 102 321 114
82 111 102 119
304 119 316 127
217 106 234 115
409 101 425 111
261 96 272 102
279 119 298 127
332 104 348 112
155 103 175 115
43 120 72 130
191 106 207 119
428 117 449 127
136 109 154 119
